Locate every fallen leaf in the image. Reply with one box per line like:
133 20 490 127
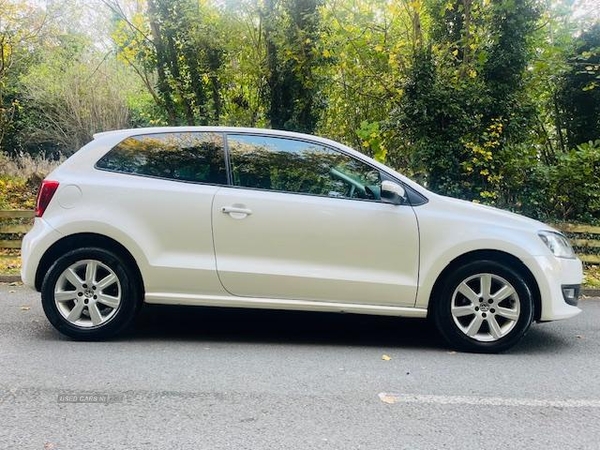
381 354 392 361
378 392 400 404
20 306 31 311
447 351 457 355
9 290 16 294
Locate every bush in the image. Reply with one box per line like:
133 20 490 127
0 152 63 210
516 140 600 223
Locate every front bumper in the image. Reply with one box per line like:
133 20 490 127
525 254 583 321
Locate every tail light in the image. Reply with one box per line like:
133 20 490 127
35 180 60 217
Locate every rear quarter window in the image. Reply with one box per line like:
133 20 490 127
95 132 227 185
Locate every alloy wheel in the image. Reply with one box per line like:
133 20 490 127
53 259 122 328
450 273 520 342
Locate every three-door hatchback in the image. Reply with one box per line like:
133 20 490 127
21 127 583 352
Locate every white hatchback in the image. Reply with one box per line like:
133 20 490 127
21 127 583 352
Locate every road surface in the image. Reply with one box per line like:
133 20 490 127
1 283 599 449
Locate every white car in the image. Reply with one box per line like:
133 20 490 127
21 127 582 352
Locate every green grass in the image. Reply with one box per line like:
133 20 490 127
584 265 600 288
0 252 20 276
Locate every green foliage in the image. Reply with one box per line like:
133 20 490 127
218 2 269 127
388 0 539 201
111 0 226 126
0 1 49 155
262 0 323 133
356 121 387 162
520 140 600 223
388 47 484 194
585 265 600 288
316 0 411 151
483 0 539 122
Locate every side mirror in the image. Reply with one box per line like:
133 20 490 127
381 180 406 205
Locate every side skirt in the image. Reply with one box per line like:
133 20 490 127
144 293 428 318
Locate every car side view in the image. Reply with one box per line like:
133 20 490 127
21 127 583 352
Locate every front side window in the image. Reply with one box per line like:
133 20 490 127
96 132 227 185
227 134 382 200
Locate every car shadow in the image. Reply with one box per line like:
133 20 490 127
126 304 446 351
120 304 578 354
509 323 578 354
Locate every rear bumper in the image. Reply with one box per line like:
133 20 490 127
20 218 63 290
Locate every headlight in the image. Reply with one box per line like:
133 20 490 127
538 231 576 259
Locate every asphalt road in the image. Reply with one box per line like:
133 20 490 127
1 283 599 450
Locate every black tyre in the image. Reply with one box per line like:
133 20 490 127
432 260 534 353
41 247 141 340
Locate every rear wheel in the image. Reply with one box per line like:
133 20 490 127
432 260 534 353
41 247 141 340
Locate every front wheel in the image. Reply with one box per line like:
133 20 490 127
432 260 534 353
41 247 141 340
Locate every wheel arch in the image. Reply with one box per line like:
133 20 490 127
35 233 145 297
428 249 542 321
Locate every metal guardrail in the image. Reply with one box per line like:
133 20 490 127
0 210 599 263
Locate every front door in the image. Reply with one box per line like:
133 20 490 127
212 133 420 307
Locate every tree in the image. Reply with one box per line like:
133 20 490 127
261 0 323 133
108 0 226 125
217 0 269 127
557 23 600 148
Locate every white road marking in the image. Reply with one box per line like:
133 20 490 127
378 392 600 408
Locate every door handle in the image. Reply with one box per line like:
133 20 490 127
221 206 253 216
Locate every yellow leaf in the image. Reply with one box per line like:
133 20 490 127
381 354 392 361
378 392 400 404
